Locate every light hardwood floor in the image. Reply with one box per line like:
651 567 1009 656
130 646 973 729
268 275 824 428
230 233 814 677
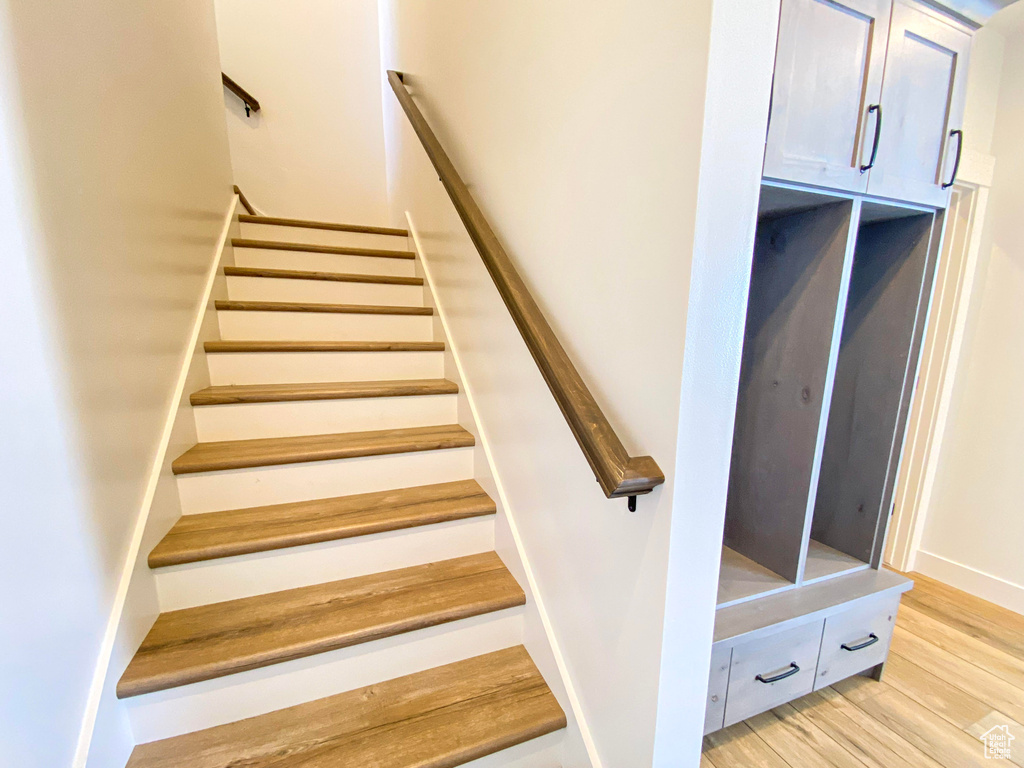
704 571 1024 768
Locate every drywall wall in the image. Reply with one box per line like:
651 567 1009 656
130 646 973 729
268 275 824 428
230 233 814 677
0 0 233 766
916 3 1024 612
378 1 728 763
0 16 102 768
961 21 1008 158
214 0 390 223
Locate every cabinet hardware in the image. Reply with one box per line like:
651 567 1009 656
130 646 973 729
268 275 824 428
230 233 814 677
942 129 963 189
860 104 882 173
841 633 879 652
755 662 800 684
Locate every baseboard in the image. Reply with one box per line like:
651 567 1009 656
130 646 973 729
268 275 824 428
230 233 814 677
913 550 1024 615
73 193 239 768
405 211 600 768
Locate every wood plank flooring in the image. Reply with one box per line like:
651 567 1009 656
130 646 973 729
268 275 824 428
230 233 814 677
117 552 524 698
148 480 495 567
214 299 433 315
223 265 424 285
704 572 1024 768
232 238 415 259
237 214 409 237
189 378 458 405
170 424 474 474
204 339 445 353
126 646 564 768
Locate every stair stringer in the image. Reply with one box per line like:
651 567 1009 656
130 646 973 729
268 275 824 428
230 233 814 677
409 211 598 768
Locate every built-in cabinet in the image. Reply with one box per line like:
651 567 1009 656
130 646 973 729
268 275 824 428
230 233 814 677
764 0 891 193
707 186 929 732
707 0 975 733
764 0 971 207
867 2 971 205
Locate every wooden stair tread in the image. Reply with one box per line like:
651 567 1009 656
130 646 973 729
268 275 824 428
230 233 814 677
116 553 525 698
149 480 495 567
215 299 432 316
125 646 565 768
224 265 423 286
190 378 458 405
232 238 415 259
238 214 409 237
171 424 475 475
204 340 445 353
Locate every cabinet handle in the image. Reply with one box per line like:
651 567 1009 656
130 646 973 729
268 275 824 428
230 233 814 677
860 104 882 173
841 633 879 652
942 129 964 189
756 662 800 684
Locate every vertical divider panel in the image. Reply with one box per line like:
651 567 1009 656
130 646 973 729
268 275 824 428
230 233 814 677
725 198 855 582
795 198 862 584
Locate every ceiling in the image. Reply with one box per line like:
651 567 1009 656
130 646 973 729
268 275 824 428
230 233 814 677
925 0 1022 26
986 0 1024 31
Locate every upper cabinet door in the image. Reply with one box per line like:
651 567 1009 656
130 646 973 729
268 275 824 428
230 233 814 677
764 0 892 193
866 2 971 206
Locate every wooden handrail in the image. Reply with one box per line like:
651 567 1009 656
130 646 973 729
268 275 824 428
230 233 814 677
233 185 256 215
222 73 261 116
387 71 664 503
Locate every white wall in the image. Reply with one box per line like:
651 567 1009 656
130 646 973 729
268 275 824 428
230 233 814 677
0 16 102 768
0 0 233 765
377 1 744 764
961 22 1007 158
214 0 390 223
916 4 1024 612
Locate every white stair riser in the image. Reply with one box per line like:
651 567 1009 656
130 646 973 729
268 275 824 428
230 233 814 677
217 309 434 342
207 350 445 385
239 222 409 250
193 395 458 441
459 731 563 768
155 516 495 610
175 447 475 515
215 309 433 343
226 275 424 306
233 247 416 278
125 610 524 743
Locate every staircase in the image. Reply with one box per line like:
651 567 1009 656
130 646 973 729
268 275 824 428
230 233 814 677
119 214 566 766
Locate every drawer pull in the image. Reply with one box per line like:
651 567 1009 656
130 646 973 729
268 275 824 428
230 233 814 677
841 633 879 652
755 662 800 684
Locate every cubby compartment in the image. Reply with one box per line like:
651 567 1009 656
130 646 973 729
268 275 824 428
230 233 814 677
811 202 939 570
719 188 940 608
719 186 855 605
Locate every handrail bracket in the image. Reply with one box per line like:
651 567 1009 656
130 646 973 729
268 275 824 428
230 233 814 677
222 73 261 118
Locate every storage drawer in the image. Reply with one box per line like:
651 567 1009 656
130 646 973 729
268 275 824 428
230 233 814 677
815 593 899 690
723 620 823 726
704 644 732 735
